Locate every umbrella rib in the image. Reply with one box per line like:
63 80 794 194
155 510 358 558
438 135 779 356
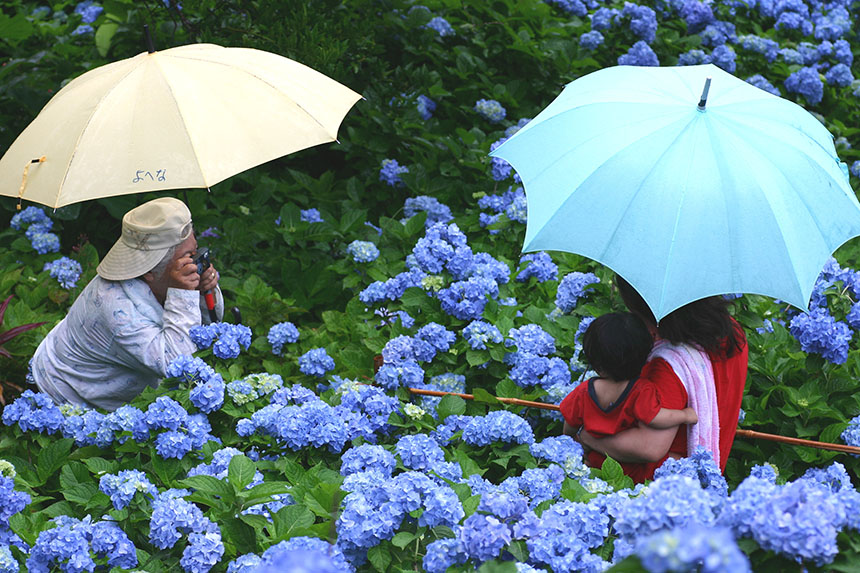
53 63 142 209
150 55 211 188
166 52 339 139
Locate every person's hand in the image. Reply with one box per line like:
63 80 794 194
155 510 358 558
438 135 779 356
197 263 219 292
576 428 596 455
682 407 698 425
167 255 200 290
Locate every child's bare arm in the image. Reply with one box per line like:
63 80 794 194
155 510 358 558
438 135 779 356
648 407 698 429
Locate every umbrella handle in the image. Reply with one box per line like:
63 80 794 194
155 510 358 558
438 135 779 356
697 77 712 110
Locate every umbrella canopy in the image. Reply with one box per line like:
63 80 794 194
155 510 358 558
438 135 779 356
0 43 362 209
491 64 860 321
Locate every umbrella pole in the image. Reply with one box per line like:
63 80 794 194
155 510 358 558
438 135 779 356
403 387 860 456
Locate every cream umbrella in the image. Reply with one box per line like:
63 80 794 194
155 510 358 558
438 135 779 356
0 42 362 209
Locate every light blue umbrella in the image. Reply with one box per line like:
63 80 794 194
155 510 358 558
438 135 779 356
491 64 860 321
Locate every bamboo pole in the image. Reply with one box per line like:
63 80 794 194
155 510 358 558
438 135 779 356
406 387 860 456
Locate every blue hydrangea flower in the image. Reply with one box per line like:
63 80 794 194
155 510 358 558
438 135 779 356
300 208 324 223
579 30 604 50
784 66 824 105
738 35 780 62
635 524 750 572
459 513 512 562
425 16 455 36
474 99 506 123
396 434 446 470
180 529 224 572
346 240 380 263
749 479 845 565
74 0 103 23
507 323 556 356
842 414 860 447
10 205 52 232
462 320 503 350
341 444 396 477
257 537 350 572
43 257 83 289
2 390 64 434
423 537 467 573
653 446 728 498
614 479 720 562
622 3 657 43
825 63 854 87
417 94 436 119
438 276 499 320
789 308 852 364
746 74 781 96
190 375 225 413
28 231 61 254
524 500 609 571
267 322 299 355
380 159 409 187
375 360 425 389
404 195 453 226
590 7 619 30
461 410 535 446
0 476 30 528
556 271 600 313
680 0 714 32
298 348 335 377
99 469 158 510
516 252 558 283
489 137 513 181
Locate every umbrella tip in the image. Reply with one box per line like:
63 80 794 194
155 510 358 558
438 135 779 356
144 24 156 54
697 77 712 111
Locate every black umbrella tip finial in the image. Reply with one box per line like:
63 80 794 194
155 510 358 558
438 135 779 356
697 77 712 110
144 24 155 53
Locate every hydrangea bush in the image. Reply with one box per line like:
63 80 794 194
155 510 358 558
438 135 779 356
3 0 860 571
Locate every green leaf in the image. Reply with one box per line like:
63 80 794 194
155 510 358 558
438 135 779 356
367 545 392 572
272 505 315 541
436 394 466 421
179 475 237 502
466 349 489 367
228 455 257 491
240 481 292 507
62 483 99 506
507 540 529 561
472 387 499 404
0 13 34 46
83 457 118 477
391 531 416 549
95 22 119 57
36 438 74 484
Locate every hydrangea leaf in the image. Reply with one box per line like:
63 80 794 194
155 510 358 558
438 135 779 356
227 455 256 491
272 504 315 541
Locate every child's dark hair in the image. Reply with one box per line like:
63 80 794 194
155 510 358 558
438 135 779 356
582 312 653 381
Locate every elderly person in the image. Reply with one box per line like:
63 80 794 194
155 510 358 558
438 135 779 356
31 197 224 411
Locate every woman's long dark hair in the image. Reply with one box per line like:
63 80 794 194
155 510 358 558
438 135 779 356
615 275 744 357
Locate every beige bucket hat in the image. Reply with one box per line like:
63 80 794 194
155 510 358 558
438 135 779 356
96 197 193 281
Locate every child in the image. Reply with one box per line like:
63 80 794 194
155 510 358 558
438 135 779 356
560 312 697 480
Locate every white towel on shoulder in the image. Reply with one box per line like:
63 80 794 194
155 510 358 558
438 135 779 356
649 340 720 467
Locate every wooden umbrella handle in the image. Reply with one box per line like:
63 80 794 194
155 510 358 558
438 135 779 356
405 387 860 455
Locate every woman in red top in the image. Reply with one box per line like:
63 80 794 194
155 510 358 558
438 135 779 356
575 275 748 481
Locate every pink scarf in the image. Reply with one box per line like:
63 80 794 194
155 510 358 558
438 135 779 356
649 340 720 467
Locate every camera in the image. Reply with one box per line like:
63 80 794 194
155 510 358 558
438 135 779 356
193 247 211 275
